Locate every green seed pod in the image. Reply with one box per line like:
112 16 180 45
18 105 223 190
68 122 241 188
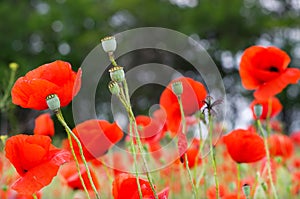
108 81 120 95
254 104 263 119
9 62 19 71
171 81 183 96
109 66 125 82
46 94 61 112
101 36 117 53
242 184 251 199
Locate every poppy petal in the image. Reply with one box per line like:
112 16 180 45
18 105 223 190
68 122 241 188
254 68 300 100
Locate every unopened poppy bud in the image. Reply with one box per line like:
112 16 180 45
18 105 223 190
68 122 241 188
101 36 117 53
172 81 183 96
9 62 18 71
242 184 251 199
108 81 120 95
109 66 125 82
46 94 60 112
254 104 263 119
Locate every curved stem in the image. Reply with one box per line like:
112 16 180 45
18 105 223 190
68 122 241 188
56 110 100 199
177 96 198 198
66 131 90 199
257 120 278 199
129 123 143 199
129 110 158 199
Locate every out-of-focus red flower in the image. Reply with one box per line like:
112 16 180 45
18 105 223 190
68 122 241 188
1 190 42 199
206 185 226 199
180 138 202 168
112 173 169 199
11 60 81 110
5 134 71 195
135 115 165 143
292 171 300 195
268 133 294 159
270 120 283 133
68 119 123 161
239 46 300 100
293 158 300 168
291 131 300 145
223 129 266 163
160 77 207 134
250 97 282 120
222 193 246 199
33 113 55 137
59 162 100 191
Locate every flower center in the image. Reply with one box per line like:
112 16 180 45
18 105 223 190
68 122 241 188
269 66 279 72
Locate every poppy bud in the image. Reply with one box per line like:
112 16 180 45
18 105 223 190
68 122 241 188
101 36 117 53
171 81 183 96
109 66 125 82
254 104 263 119
46 94 61 112
108 81 120 95
9 62 19 71
242 184 251 199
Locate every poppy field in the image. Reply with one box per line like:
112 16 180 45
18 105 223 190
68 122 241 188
0 34 300 199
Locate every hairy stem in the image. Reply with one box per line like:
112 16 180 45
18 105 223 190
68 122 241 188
56 110 100 199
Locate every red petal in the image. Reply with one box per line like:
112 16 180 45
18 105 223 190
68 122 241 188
34 113 55 137
254 68 300 100
11 161 59 195
223 129 266 163
250 97 282 119
239 46 291 90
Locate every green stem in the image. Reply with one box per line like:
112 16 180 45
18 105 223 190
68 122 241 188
122 79 131 104
0 68 16 110
237 163 241 199
129 110 159 199
66 132 90 199
108 52 117 67
129 123 143 199
115 87 151 199
257 120 278 199
208 114 219 199
32 193 38 199
177 96 198 198
56 110 100 199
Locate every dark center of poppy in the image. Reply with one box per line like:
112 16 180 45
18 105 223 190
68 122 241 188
23 169 28 173
269 66 279 72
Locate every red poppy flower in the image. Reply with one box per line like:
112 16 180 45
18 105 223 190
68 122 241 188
11 60 81 110
1 190 42 199
59 162 100 191
291 131 300 145
207 185 226 199
33 113 55 137
112 173 169 199
134 115 165 143
5 134 71 195
268 133 294 159
223 129 266 163
181 138 202 168
239 46 300 100
68 119 123 161
250 97 282 119
160 77 207 133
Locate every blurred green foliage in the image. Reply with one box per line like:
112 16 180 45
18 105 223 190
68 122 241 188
0 0 299 135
